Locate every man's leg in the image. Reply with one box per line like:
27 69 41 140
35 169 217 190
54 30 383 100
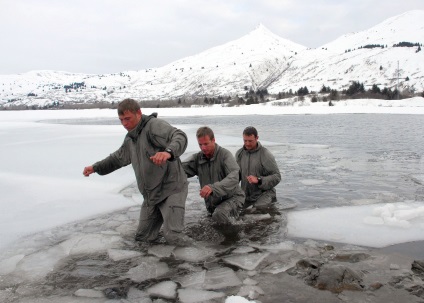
158 182 192 246
135 201 163 242
212 196 243 224
254 190 276 211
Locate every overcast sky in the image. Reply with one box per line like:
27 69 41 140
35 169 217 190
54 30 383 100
1 0 424 75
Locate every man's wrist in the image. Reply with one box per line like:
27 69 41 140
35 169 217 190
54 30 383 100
165 148 175 161
257 177 262 185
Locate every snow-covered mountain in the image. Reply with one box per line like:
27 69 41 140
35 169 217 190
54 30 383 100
1 10 423 108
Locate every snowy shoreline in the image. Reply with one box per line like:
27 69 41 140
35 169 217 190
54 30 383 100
0 97 424 123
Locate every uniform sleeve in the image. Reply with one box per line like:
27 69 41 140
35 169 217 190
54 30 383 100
93 141 131 175
259 149 281 190
149 119 188 158
210 150 241 198
182 154 198 178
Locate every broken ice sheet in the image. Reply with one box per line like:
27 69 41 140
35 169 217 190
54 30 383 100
249 241 295 253
203 267 242 290
107 248 143 261
178 288 226 303
174 270 206 288
262 259 298 274
14 246 67 281
147 280 177 300
0 254 25 275
148 244 176 258
59 233 122 255
74 289 104 298
124 256 170 283
223 252 270 271
237 285 264 299
172 246 217 262
232 246 255 254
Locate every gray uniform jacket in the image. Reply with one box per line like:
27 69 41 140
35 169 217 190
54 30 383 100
183 144 245 209
93 114 188 206
235 142 281 202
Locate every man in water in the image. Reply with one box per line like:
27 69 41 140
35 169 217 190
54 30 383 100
183 126 245 224
83 98 192 246
236 126 281 211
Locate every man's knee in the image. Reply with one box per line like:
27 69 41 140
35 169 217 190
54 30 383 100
211 208 229 224
212 205 239 224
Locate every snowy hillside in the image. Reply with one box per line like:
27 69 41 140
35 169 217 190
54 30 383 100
1 11 423 108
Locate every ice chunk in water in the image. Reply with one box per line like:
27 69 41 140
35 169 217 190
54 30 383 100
225 295 256 303
126 287 149 300
74 289 104 298
237 285 264 298
148 244 176 258
232 246 255 254
147 281 177 299
0 254 24 275
175 270 206 288
125 256 170 283
223 252 270 271
178 288 225 303
363 216 384 225
14 246 67 280
107 248 142 261
299 179 326 185
60 233 122 255
250 241 295 253
203 267 242 290
262 259 298 274
173 246 216 262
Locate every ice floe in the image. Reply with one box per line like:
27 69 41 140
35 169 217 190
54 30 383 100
125 256 170 283
223 252 270 271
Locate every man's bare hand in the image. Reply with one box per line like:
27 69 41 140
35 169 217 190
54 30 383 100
200 185 213 198
83 166 94 177
150 151 171 166
247 175 259 184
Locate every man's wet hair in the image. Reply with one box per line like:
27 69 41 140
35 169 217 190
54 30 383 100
196 126 215 140
243 126 258 137
117 98 140 115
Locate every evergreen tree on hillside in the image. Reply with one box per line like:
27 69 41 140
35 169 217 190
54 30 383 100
346 81 365 96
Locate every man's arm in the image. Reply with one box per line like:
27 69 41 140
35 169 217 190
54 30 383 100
149 119 188 159
209 149 241 198
181 154 198 178
259 149 281 189
82 143 131 176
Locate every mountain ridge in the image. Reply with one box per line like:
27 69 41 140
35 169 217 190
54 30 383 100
1 10 423 108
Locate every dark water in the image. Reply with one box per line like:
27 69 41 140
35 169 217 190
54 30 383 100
164 115 424 211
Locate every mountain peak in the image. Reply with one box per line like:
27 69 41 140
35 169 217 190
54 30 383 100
320 9 424 52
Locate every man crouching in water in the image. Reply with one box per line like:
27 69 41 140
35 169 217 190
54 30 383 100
182 126 245 225
83 98 192 246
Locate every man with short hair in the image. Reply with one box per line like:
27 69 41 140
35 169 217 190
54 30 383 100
182 126 245 224
236 126 281 211
83 98 192 246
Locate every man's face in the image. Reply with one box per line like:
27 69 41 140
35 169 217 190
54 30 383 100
197 135 216 158
243 134 259 150
119 109 141 131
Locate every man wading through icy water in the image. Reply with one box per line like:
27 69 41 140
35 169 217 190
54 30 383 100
182 127 245 233
83 98 193 246
236 126 281 212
